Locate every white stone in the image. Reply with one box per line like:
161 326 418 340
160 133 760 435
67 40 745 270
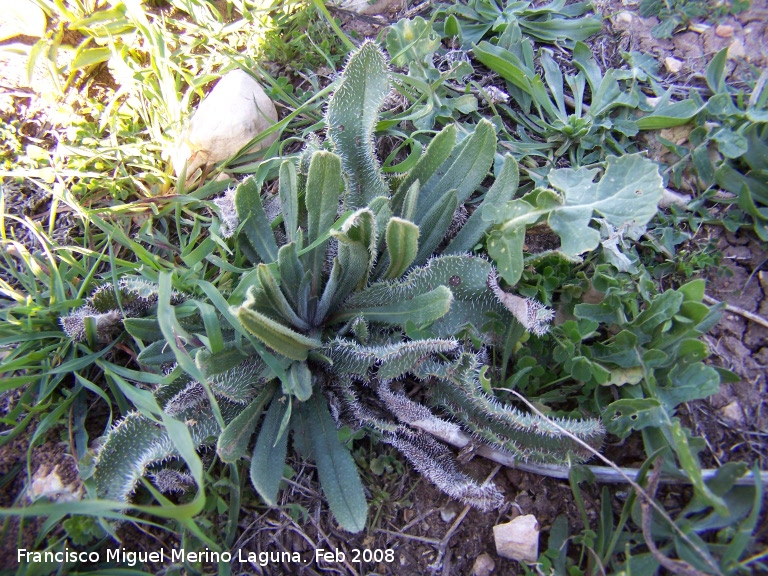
727 38 746 60
172 69 278 177
27 465 83 502
719 401 746 426
0 0 46 41
664 57 683 74
615 11 633 24
472 552 496 576
493 514 539 562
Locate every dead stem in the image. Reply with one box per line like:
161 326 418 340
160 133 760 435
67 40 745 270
703 294 768 330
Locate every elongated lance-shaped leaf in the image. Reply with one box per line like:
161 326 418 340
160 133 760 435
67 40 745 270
217 381 277 463
327 337 459 379
94 397 244 502
316 209 376 323
382 217 419 280
196 343 250 377
417 353 605 463
284 360 313 401
331 285 452 326
445 154 519 254
304 151 343 297
413 190 457 267
392 124 456 217
236 293 321 361
256 264 310 331
348 255 511 340
385 427 503 511
277 241 306 311
279 160 299 242
327 40 390 208
299 393 368 533
250 395 290 506
415 120 496 225
235 176 279 264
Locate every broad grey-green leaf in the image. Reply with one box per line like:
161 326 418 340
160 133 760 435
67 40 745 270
326 41 389 208
257 264 309 331
301 393 368 533
235 176 279 263
445 153 519 254
393 124 456 217
237 296 321 361
250 395 289 505
304 151 343 296
333 286 452 326
603 398 668 438
548 154 663 256
279 160 299 241
217 382 276 462
413 190 457 267
417 119 496 221
383 217 419 280
284 360 313 401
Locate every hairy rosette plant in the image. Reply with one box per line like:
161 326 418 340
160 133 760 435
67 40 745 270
87 41 604 532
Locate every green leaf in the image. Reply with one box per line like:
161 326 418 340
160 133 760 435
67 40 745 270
414 190 458 266
636 99 704 130
706 47 728 94
237 300 321 361
548 154 663 256
71 47 111 70
417 119 496 218
279 160 299 242
284 360 313 401
669 419 728 516
301 393 368 533
333 286 453 326
250 396 289 506
657 362 720 411
304 151 343 296
277 241 305 310
383 217 420 280
393 124 456 217
235 176 279 263
386 16 441 67
257 264 310 331
603 398 668 438
326 41 389 208
317 209 376 322
217 383 276 463
446 153 519 254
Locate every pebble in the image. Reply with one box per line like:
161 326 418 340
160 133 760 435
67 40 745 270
727 38 746 59
615 11 633 24
493 514 539 563
719 401 746 427
715 24 735 38
665 57 684 74
472 552 496 576
440 501 460 523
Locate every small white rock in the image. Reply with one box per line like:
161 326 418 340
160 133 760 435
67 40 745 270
719 401 746 426
727 38 746 60
493 514 539 563
472 552 496 576
172 69 278 178
615 11 633 24
664 57 684 74
440 501 460 523
0 0 46 41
